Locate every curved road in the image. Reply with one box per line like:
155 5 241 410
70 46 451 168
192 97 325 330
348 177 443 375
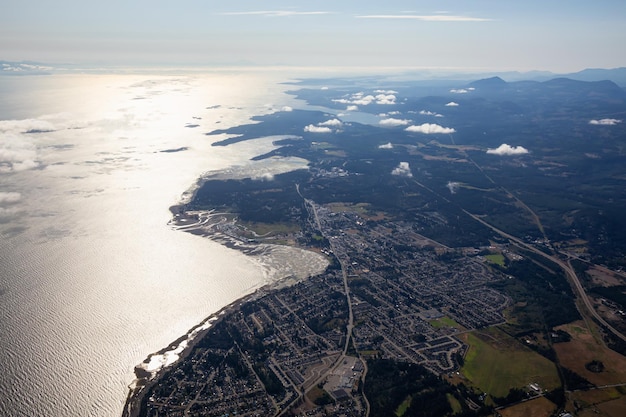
463 208 626 344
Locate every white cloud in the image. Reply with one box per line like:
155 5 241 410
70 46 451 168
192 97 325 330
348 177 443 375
375 94 397 105
379 142 393 149
12 159 40 172
333 91 397 106
356 14 492 22
321 86 329 90
447 182 460 194
346 105 359 111
353 95 376 105
281 106 293 112
0 120 43 173
392 162 413 177
0 118 56 134
445 102 459 107
221 11 331 17
0 192 21 204
304 124 332 133
589 118 622 125
379 118 411 127
253 172 275 181
304 118 343 133
419 110 444 117
486 143 529 156
374 89 398 94
0 146 38 172
405 123 456 134
0 206 22 220
332 94 373 106
319 118 343 127
450 88 469 94
388 111 401 115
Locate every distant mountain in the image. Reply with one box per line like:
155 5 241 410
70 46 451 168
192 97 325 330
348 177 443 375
470 76 507 87
536 77 626 102
2 60 625 86
543 77 621 92
468 76 508 91
503 68 626 87
462 76 626 110
416 67 626 87
564 67 626 86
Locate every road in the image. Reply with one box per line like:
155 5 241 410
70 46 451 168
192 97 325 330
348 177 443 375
296 184 355 356
295 184 370 414
462 208 626 344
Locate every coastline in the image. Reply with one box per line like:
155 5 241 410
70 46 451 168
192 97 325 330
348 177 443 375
121 279 276 417
122 204 328 417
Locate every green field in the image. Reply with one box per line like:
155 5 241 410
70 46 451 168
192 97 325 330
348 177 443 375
461 328 560 398
429 316 463 329
395 396 411 416
240 221 300 236
447 393 463 414
485 253 506 266
327 202 369 214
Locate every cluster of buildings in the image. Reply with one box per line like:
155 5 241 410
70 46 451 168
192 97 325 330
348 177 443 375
141 200 511 416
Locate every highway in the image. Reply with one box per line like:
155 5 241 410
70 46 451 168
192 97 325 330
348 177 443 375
462 208 626 344
293 184 366 415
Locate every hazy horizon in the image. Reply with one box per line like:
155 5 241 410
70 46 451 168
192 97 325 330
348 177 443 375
2 1 625 73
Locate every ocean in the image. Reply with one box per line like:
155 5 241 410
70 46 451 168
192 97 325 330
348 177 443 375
0 70 327 417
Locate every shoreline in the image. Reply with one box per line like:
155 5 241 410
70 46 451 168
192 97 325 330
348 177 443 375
122 204 328 417
121 279 276 417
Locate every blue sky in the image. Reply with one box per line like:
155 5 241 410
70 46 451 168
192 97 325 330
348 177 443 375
1 0 625 72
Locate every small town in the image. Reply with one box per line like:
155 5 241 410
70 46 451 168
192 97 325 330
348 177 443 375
137 196 512 417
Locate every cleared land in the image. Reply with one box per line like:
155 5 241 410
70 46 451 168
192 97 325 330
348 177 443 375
239 220 300 236
554 321 626 386
498 396 556 417
596 395 626 417
485 253 506 267
571 386 625 413
460 328 560 398
430 316 464 330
